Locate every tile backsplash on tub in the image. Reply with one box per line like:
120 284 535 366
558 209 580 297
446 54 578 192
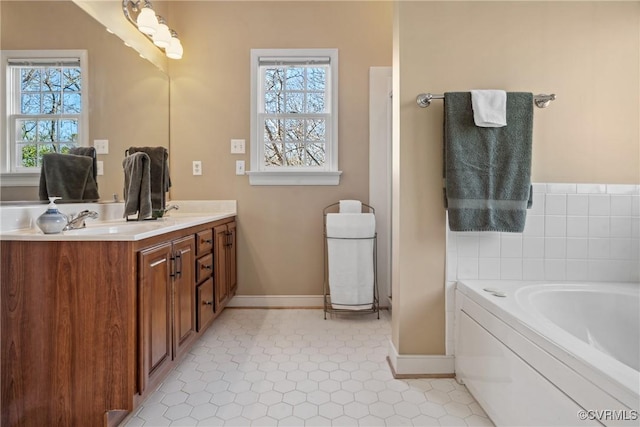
446 183 640 283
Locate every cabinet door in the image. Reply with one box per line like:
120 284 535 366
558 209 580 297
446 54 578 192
139 242 172 393
214 224 229 311
172 236 196 360
227 221 237 296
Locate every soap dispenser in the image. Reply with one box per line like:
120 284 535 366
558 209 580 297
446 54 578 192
36 197 68 234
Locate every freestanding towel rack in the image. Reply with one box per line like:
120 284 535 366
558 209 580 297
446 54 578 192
323 202 379 319
416 92 556 108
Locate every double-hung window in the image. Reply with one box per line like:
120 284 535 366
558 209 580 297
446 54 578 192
249 49 341 185
1 50 88 186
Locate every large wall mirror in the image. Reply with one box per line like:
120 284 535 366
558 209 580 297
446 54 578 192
0 0 170 203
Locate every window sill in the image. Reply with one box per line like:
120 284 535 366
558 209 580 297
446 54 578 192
247 170 342 186
1 173 40 187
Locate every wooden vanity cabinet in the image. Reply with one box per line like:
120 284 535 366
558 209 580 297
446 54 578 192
214 221 237 311
0 216 237 427
195 229 215 331
138 235 195 395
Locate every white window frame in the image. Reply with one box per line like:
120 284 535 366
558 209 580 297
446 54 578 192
1 50 89 187
249 48 341 186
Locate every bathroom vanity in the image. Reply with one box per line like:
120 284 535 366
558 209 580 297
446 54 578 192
0 202 237 427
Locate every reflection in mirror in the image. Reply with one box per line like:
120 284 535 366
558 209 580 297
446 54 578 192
0 0 169 203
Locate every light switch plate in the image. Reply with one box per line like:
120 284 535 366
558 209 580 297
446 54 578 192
94 139 109 154
235 160 245 175
96 160 104 176
231 139 245 154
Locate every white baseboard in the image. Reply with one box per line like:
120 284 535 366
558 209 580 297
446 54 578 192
227 295 325 308
227 295 390 309
387 339 455 376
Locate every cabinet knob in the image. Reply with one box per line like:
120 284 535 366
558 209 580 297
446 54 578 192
202 265 212 270
202 300 213 306
202 239 213 244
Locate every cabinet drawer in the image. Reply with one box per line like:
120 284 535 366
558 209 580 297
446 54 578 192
197 278 214 331
196 229 213 256
196 253 213 283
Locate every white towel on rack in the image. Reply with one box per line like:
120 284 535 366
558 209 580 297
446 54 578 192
326 213 375 310
471 90 507 127
339 200 362 213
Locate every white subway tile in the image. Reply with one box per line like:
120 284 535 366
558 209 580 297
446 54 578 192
566 260 590 281
633 219 640 238
588 217 610 238
523 259 545 280
500 259 523 280
547 183 576 194
577 184 606 194
532 183 546 193
545 216 567 237
610 195 632 217
566 238 589 259
479 258 501 280
457 257 479 279
610 239 633 260
523 237 545 258
589 194 611 216
545 259 566 280
545 237 566 259
567 216 589 238
523 215 544 237
478 233 501 258
529 193 546 216
446 252 458 282
545 194 567 215
567 194 589 216
587 260 611 281
588 238 610 259
501 234 523 258
456 234 479 257
610 217 633 238
632 239 640 263
606 184 637 195
632 196 640 217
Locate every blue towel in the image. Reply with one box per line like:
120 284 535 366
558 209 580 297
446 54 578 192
444 92 533 232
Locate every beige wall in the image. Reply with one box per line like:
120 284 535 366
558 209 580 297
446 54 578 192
1 1 169 202
167 1 393 296
393 1 640 355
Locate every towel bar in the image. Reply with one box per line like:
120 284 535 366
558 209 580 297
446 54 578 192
416 92 556 108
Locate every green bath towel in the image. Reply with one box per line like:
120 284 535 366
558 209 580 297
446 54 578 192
444 92 533 232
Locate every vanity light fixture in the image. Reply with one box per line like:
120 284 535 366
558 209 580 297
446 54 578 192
122 0 183 59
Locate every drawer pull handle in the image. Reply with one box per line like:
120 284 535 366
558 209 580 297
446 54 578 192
202 265 212 270
202 239 213 244
202 300 213 306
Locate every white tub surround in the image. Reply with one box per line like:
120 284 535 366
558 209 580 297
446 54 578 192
0 200 236 241
445 182 640 354
455 280 639 427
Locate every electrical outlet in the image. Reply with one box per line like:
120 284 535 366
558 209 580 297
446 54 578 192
94 139 109 154
231 139 245 154
192 161 202 175
235 160 245 175
96 161 104 176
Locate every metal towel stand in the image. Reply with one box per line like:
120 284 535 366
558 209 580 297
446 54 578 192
323 202 380 320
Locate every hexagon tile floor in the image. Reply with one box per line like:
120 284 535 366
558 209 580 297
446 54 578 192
122 309 493 426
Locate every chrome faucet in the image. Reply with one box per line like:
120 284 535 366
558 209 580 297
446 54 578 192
64 210 99 231
163 204 179 215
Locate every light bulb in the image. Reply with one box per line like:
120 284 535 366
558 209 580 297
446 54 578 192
166 32 183 59
152 17 171 49
136 6 158 35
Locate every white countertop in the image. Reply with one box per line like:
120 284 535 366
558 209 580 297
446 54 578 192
0 200 236 241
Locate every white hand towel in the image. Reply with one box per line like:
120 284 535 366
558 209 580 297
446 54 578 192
471 90 507 127
339 200 362 213
326 213 375 309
